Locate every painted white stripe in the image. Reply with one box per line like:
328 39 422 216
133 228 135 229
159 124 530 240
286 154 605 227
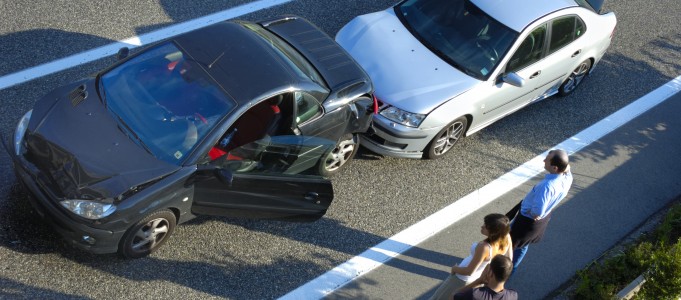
0 0 292 91
280 75 681 300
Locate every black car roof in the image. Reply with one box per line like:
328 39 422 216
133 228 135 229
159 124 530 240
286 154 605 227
173 21 301 105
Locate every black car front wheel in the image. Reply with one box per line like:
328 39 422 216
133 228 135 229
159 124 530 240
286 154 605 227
424 117 467 159
119 209 176 259
320 133 359 177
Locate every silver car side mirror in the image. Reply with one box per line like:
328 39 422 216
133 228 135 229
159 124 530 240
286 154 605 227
502 72 525 88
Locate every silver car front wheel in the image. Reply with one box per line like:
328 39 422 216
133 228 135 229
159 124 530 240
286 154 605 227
425 117 468 159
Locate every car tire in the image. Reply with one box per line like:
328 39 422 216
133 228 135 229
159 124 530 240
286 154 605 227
558 59 592 96
119 209 176 259
424 117 468 159
320 133 359 177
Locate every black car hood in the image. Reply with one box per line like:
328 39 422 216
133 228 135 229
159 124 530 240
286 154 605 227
24 79 180 201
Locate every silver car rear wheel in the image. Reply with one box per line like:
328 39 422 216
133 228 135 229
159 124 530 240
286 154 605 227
425 117 467 159
559 59 592 96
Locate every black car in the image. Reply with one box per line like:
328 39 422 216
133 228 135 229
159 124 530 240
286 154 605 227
5 16 375 258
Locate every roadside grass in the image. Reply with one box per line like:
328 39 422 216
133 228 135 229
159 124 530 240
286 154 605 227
570 198 681 299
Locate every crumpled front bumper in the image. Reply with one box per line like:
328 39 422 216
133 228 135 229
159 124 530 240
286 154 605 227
360 114 440 159
3 135 124 254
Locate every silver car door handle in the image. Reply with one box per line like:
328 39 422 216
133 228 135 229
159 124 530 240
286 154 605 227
572 50 582 57
529 71 541 79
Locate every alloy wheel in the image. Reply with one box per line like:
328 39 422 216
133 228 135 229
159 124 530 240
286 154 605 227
561 60 591 95
131 217 171 252
432 120 465 156
325 137 357 172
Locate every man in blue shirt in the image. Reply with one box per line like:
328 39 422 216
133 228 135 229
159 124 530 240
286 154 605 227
508 149 573 272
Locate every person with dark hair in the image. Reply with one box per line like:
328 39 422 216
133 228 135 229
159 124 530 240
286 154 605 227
429 214 513 300
506 149 573 272
453 255 518 300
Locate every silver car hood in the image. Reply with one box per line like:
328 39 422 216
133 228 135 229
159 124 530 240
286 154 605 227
336 9 479 114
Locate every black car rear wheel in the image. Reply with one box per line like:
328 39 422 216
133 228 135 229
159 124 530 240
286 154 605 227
119 209 176 259
321 133 359 177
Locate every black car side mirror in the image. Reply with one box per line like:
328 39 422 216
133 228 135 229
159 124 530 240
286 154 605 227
187 165 233 187
116 47 130 60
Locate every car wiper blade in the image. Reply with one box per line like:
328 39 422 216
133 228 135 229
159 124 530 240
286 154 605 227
111 111 153 155
458 66 480 78
429 48 483 79
443 58 476 78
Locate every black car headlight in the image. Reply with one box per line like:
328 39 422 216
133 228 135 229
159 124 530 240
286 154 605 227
380 106 426 128
60 200 117 220
14 110 32 155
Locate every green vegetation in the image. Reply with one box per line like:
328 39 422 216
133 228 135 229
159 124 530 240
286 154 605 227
572 202 681 299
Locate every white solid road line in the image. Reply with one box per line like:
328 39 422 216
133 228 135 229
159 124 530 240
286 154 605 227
0 0 291 91
279 75 681 300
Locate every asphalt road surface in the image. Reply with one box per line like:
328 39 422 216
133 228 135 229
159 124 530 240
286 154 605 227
1 0 679 299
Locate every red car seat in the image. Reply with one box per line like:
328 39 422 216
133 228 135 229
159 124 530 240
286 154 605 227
209 95 283 160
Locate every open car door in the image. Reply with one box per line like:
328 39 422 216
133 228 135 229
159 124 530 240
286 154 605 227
191 135 335 221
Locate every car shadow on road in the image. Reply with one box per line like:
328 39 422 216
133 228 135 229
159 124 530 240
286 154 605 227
0 186 459 299
0 183 71 255
0 29 116 78
0 278 89 299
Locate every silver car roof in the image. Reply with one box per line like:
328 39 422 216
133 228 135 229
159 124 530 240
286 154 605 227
471 0 578 32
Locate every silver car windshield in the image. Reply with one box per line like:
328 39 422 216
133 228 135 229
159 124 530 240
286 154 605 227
396 0 518 80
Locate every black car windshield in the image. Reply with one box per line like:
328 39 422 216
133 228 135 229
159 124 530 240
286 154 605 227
99 42 235 164
396 0 518 79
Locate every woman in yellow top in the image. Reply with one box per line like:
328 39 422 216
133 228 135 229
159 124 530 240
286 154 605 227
430 213 513 300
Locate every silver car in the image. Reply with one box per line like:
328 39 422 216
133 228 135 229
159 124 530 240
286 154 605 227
336 0 616 159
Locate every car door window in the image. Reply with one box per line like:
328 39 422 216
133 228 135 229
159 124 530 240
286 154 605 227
192 134 335 221
548 16 584 54
295 91 322 125
506 24 547 73
575 17 586 39
215 135 335 177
